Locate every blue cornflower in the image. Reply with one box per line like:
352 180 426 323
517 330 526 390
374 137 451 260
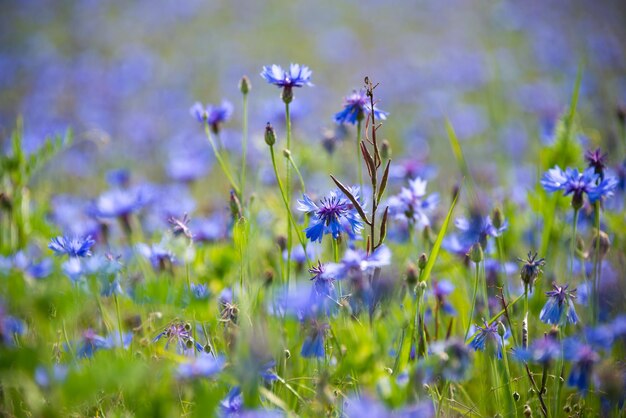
585 148 608 180
190 101 233 134
334 89 388 125
177 354 225 380
153 321 204 354
100 278 123 297
514 337 561 365
541 166 618 209
309 261 335 299
260 63 312 88
428 279 456 316
75 329 132 358
297 188 364 243
136 243 176 271
34 364 68 388
344 394 434 418
48 235 95 258
468 321 506 358
564 338 600 394
456 213 506 248
0 306 26 346
190 283 210 300
261 63 312 104
220 387 243 417
90 186 148 219
388 177 439 230
539 283 578 326
301 321 328 358
518 251 545 293
325 245 391 281
424 339 472 382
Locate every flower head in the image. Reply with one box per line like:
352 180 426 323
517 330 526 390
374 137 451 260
297 188 364 243
177 354 225 380
190 101 233 134
168 214 193 240
518 251 545 293
153 321 204 354
540 283 578 326
261 64 312 104
541 165 618 208
514 337 561 365
334 89 388 125
585 148 608 180
468 320 506 358
260 64 312 89
309 261 335 299
48 235 95 258
300 320 328 358
564 338 600 394
424 339 472 382
190 283 210 300
388 177 439 230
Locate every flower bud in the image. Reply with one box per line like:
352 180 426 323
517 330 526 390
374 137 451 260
284 349 291 359
276 235 287 252
571 192 583 210
239 76 251 95
523 405 532 417
591 230 610 259
497 321 506 338
406 263 418 287
265 122 276 146
381 139 391 160
283 149 291 158
468 243 483 264
418 253 428 270
513 392 520 402
492 208 504 230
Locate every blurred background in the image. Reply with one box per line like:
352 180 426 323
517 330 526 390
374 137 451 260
1 0 625 194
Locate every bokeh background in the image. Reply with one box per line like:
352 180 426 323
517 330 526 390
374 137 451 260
1 0 625 192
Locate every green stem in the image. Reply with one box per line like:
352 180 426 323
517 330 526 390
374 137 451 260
286 152 306 194
114 294 124 347
465 262 480 341
204 124 240 196
570 208 579 278
356 119 363 190
269 146 309 264
591 202 600 325
241 93 248 200
285 103 293 288
501 335 517 417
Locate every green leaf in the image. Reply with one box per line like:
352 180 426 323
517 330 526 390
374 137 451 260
420 186 460 284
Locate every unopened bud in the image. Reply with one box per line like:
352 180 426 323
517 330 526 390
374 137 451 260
276 235 287 252
263 269 274 286
283 149 291 158
563 405 571 413
492 208 504 230
418 281 427 292
381 139 391 160
406 263 418 287
185 339 194 349
265 122 276 146
284 349 291 359
468 243 484 263
513 392 520 402
523 405 532 417
418 253 428 270
575 235 587 259
497 321 506 338
591 230 610 259
239 76 251 95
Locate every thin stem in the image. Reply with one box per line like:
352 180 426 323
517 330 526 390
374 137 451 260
241 93 248 200
500 336 517 417
356 119 363 190
285 103 293 288
204 124 240 196
465 262 480 341
481 260 489 317
269 146 310 264
570 208 579 278
114 294 124 347
286 152 306 194
591 202 600 325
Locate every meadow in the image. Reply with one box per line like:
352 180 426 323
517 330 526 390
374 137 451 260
0 1 625 417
